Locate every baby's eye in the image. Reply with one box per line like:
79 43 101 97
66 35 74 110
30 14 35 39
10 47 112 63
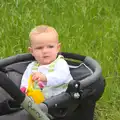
36 46 43 49
48 45 54 48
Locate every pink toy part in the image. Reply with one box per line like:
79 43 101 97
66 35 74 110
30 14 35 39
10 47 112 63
38 81 45 89
20 87 26 93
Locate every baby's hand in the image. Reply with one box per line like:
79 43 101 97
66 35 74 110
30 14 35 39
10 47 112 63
32 72 47 82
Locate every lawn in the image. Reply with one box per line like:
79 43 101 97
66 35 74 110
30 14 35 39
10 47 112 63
0 0 120 119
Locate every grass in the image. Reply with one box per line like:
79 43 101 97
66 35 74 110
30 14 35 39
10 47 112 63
0 0 120 119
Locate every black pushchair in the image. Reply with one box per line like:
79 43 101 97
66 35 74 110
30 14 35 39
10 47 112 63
0 52 105 120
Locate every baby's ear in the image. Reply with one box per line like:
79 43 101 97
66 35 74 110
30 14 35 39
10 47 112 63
28 47 33 53
57 43 61 51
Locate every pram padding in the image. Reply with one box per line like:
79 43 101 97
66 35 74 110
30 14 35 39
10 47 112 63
0 52 105 120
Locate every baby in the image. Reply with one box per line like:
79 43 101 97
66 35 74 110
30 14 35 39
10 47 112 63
20 25 73 100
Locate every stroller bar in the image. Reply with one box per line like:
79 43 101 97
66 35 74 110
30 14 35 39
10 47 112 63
0 52 86 68
0 54 34 68
79 56 102 89
0 72 25 103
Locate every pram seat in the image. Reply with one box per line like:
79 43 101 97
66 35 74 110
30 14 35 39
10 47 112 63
0 52 105 120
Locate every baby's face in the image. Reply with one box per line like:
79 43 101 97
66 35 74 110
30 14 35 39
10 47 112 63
29 32 60 65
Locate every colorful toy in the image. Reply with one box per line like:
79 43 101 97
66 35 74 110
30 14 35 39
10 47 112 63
26 75 45 104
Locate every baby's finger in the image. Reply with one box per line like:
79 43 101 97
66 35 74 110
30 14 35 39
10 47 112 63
33 75 39 81
32 73 37 80
37 77 41 82
32 75 37 81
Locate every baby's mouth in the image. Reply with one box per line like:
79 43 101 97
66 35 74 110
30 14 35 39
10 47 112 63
43 56 49 58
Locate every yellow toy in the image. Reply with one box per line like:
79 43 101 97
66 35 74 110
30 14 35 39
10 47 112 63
26 75 45 104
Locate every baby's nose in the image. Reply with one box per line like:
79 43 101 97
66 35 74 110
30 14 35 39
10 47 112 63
42 47 48 53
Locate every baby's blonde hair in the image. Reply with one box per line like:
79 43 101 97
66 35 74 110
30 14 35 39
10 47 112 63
29 25 58 39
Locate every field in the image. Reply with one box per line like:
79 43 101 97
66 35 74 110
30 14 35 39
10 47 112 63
0 0 120 119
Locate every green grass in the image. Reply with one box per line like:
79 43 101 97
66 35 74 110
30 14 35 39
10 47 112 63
0 0 120 119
